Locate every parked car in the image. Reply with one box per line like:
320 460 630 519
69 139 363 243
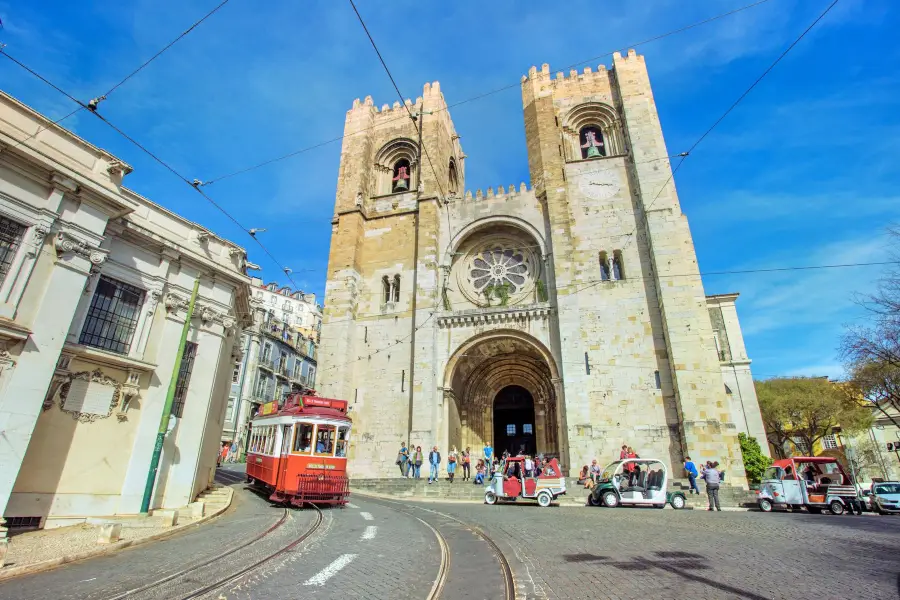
871 482 900 514
587 458 686 509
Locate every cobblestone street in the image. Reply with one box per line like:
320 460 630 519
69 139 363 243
0 468 898 600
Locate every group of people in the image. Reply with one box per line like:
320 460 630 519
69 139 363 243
218 440 239 465
683 456 725 511
396 443 559 485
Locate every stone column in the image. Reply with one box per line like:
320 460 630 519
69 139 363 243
0 233 106 540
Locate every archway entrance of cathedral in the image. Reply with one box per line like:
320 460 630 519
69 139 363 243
493 385 536 456
443 330 564 465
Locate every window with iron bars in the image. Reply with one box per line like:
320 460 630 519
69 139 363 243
821 434 839 450
0 216 26 288
170 342 198 418
79 276 145 355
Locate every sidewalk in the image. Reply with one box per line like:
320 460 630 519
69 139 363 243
0 485 233 582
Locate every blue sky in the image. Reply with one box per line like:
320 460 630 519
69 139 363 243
1 0 898 380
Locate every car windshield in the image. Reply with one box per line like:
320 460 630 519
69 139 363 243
874 483 900 494
601 461 623 480
763 467 783 480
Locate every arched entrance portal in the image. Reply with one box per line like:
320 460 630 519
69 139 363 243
493 385 536 456
443 330 563 462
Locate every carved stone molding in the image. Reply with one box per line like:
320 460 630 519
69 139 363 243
31 224 50 246
54 232 108 265
164 293 190 314
437 305 554 329
106 159 133 177
117 369 141 421
57 368 121 423
146 288 163 315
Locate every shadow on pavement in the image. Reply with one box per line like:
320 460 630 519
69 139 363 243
563 550 770 600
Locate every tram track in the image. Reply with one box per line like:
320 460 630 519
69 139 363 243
177 504 323 600
104 504 324 600
362 496 516 600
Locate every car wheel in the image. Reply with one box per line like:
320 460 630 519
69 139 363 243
829 500 844 515
670 494 686 510
484 491 497 505
602 491 619 508
537 491 552 508
587 493 601 507
758 499 773 513
807 506 822 514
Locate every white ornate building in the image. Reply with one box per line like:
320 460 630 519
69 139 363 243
0 90 251 540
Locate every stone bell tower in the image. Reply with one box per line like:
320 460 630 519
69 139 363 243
318 82 465 475
521 50 747 483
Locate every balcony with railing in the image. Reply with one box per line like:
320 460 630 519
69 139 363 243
258 357 275 372
276 361 290 379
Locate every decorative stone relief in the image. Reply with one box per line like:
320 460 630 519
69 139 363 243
57 368 121 423
146 288 163 315
54 232 108 265
164 293 189 313
457 236 541 307
117 369 141 421
28 224 50 256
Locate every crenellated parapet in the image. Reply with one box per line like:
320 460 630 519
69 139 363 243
460 182 531 203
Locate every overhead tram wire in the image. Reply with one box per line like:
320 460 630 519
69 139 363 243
0 49 306 291
620 0 841 254
4 0 236 150
198 0 776 187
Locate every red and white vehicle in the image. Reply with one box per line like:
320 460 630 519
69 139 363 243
757 456 859 515
246 394 351 507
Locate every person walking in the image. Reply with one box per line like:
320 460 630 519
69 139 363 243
684 456 700 495
703 460 723 511
413 445 423 479
461 447 471 481
428 446 441 484
447 446 458 483
226 440 238 463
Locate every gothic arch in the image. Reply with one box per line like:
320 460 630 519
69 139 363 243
373 138 419 195
560 102 624 160
440 215 547 269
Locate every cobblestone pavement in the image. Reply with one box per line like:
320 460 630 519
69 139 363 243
2 467 898 600
402 497 900 600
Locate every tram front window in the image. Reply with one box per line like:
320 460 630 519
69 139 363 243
293 423 313 454
336 426 350 457
315 425 336 456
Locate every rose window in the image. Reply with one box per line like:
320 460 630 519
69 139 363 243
470 248 529 293
457 237 541 306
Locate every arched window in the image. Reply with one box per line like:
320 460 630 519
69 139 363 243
580 126 606 159
599 251 611 281
448 159 459 195
560 103 622 162
392 159 411 193
382 276 391 304
612 250 625 281
392 274 400 303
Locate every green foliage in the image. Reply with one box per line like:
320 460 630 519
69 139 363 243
536 279 548 303
483 283 495 307
737 433 771 484
441 287 451 311
496 282 511 306
756 377 873 458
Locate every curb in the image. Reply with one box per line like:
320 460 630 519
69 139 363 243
0 486 234 582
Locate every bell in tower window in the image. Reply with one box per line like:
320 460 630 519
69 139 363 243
579 127 605 159
392 159 411 192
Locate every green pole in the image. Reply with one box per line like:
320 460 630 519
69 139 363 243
140 278 201 514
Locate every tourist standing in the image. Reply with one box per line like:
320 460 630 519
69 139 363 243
684 456 700 495
413 446 423 479
461 447 471 481
428 446 441 484
703 461 723 511
397 443 409 477
447 446 458 482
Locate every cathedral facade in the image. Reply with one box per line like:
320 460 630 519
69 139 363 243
318 50 767 483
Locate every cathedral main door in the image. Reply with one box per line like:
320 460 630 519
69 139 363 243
443 330 562 462
493 385 536 456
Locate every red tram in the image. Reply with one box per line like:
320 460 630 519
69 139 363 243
245 394 351 506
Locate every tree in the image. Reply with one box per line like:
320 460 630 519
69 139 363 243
756 377 873 458
842 225 900 427
737 433 771 484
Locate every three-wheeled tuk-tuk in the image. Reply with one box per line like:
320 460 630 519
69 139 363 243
587 458 687 509
757 456 859 515
484 456 566 507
